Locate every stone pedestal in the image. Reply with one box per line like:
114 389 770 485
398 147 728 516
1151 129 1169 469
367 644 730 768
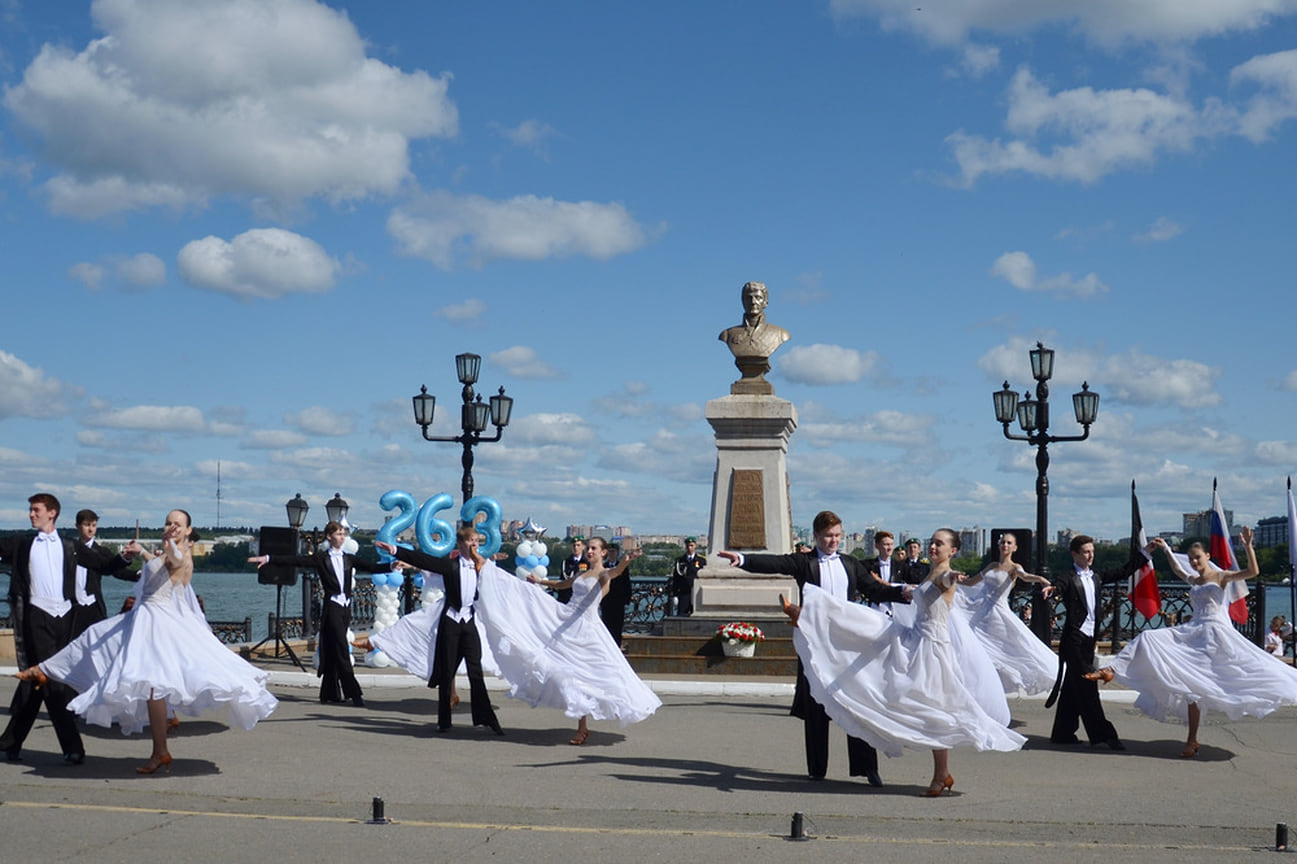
693 394 798 617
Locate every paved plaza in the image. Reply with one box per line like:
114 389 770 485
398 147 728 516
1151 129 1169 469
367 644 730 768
2 665 1296 863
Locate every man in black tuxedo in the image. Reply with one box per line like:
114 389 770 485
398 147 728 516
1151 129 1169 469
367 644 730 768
863 530 896 585
1 493 135 763
669 536 704 616
253 521 390 707
557 537 587 604
895 537 930 585
718 510 911 785
1047 533 1148 750
599 543 632 646
377 526 503 735
70 508 139 637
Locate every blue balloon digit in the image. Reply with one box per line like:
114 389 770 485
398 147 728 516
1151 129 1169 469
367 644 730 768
375 490 418 563
416 493 455 556
461 496 503 557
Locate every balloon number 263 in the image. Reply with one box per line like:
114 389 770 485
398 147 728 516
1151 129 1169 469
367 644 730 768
374 490 503 560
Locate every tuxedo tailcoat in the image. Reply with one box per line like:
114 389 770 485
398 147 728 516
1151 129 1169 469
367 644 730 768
1 532 116 758
739 550 908 780
266 549 388 704
393 546 501 732
1047 557 1142 745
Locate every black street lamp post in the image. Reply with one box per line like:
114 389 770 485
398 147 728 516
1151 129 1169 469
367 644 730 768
412 353 513 512
992 342 1100 643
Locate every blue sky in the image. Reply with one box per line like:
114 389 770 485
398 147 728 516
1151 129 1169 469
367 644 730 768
2 0 1295 544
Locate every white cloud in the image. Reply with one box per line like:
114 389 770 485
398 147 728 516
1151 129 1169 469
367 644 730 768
830 0 1297 48
979 338 1221 408
117 252 166 287
241 429 309 449
1133 216 1184 243
1256 440 1297 464
779 344 879 386
388 190 654 269
489 346 560 380
68 261 105 290
3 0 457 217
960 43 1000 77
990 250 1108 298
435 299 486 323
0 350 73 419
494 119 558 151
84 404 207 432
69 252 166 290
509 413 597 447
177 228 339 299
1100 350 1221 407
1231 49 1297 141
948 67 1215 186
286 406 354 436
801 409 936 447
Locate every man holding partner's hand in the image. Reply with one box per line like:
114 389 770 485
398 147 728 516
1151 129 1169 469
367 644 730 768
717 510 912 786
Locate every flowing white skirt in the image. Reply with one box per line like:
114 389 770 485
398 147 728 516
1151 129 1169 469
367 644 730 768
957 583 1058 695
476 573 661 727
794 584 1024 758
42 598 278 735
1108 616 1297 723
369 600 500 681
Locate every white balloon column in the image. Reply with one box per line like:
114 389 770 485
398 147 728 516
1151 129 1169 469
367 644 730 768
511 517 550 582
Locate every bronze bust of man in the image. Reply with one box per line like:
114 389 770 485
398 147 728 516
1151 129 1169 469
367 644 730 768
719 280 790 395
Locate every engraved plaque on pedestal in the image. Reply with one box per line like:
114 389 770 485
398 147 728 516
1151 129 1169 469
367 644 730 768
727 469 767 549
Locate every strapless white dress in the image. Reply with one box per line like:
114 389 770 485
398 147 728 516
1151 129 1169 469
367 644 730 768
1108 581 1297 722
41 557 278 734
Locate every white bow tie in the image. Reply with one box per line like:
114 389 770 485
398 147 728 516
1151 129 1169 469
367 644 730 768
1077 569 1094 578
819 553 839 562
35 533 57 543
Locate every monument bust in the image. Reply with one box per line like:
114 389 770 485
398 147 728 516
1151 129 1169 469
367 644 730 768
719 280 790 395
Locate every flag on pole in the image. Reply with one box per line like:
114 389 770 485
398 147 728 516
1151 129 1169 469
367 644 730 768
1287 477 1295 629
1210 480 1248 624
1128 482 1159 619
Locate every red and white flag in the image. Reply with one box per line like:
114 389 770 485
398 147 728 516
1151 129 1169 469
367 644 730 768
1210 481 1248 624
1128 481 1159 619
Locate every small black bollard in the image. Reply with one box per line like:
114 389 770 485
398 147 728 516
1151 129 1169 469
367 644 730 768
1278 822 1288 852
366 796 391 825
786 811 811 841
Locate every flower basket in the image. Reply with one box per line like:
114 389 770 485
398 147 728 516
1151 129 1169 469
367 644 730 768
718 622 763 657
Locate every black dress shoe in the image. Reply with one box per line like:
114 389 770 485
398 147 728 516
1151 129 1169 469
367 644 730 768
489 724 505 736
63 752 85 765
351 696 366 708
1092 738 1126 751
1050 735 1081 746
808 774 825 782
436 725 452 733
5 749 22 762
864 771 884 788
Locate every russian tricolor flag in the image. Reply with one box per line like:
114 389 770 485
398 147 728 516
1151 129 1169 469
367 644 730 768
1210 481 1248 624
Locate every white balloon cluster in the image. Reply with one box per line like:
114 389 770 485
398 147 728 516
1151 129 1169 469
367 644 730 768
357 568 407 668
513 538 550 581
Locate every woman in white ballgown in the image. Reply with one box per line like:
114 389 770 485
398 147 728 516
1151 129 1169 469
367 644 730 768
506 537 662 745
784 529 1025 797
17 510 278 774
1087 528 1297 757
957 531 1057 696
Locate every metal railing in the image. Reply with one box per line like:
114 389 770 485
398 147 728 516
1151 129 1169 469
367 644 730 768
1007 582 1264 650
